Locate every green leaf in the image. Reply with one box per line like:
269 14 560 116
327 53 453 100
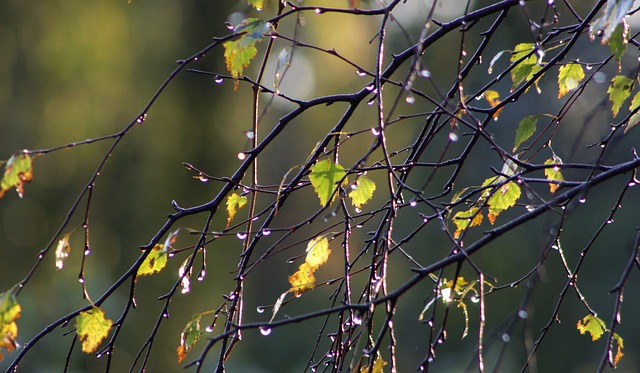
0 288 21 360
76 307 112 353
576 314 607 341
510 43 543 93
510 43 535 63
348 175 376 209
557 63 585 99
55 233 72 271
544 158 564 193
0 151 33 199
452 207 483 239
226 192 248 227
609 22 629 70
626 91 640 134
309 159 347 206
487 181 521 224
223 19 271 90
607 75 633 117
274 46 292 93
177 313 202 363
248 0 264 11
589 0 634 44
137 244 168 278
513 115 539 152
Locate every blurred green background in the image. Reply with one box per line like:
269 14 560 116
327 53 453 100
1 1 639 372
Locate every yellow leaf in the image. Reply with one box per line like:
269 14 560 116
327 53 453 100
557 63 585 99
223 19 271 90
76 307 112 353
612 333 624 367
484 90 503 120
576 314 607 342
348 175 376 209
360 355 387 373
0 289 20 361
487 181 521 224
0 151 33 199
544 158 564 193
289 262 316 296
226 193 248 227
305 237 330 270
55 233 72 270
452 207 483 239
137 244 168 278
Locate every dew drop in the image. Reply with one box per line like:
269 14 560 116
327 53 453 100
356 69 367 77
405 95 415 104
259 327 272 336
84 249 91 256
419 69 431 78
256 306 265 314
470 296 479 303
409 199 418 207
448 132 459 142
163 312 170 318
38 253 44 259
237 152 247 160
352 316 362 325
245 130 255 139
518 309 528 319
197 269 206 281
606 219 614 224
579 197 586 204
371 127 380 136
262 229 271 236
585 64 593 71
525 205 535 212
628 181 637 187
78 277 85 284
225 22 235 30
214 75 224 84
502 333 510 342
205 326 214 332
314 8 322 14
237 232 248 240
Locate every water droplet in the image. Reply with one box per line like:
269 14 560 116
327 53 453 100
356 69 367 77
256 306 265 314
405 95 415 104
579 197 586 203
354 207 361 213
419 69 431 78
448 132 459 142
245 131 255 139
261 229 271 236
78 277 85 284
547 0 554 4
314 8 322 14
205 326 214 332
470 296 479 303
586 64 593 71
259 326 272 336
38 253 44 259
352 316 362 325
502 333 510 342
606 219 614 224
214 75 224 84
525 205 535 212
197 269 206 281
237 152 247 160
371 127 380 136
163 312 170 318
628 181 636 187
84 249 91 256
518 310 528 319
136 114 147 124
409 199 418 207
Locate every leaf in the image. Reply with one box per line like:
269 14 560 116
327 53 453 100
626 91 640 134
487 50 505 75
513 115 539 152
348 175 376 209
609 22 629 71
612 332 624 367
0 289 21 361
274 46 292 93
288 262 316 296
305 236 330 270
487 181 521 224
577 314 607 342
223 19 271 90
248 0 264 11
55 233 72 271
483 90 503 120
0 151 33 199
452 207 483 239
589 0 634 44
137 244 168 278
360 355 387 373
557 63 585 99
226 193 248 227
269 291 288 323
607 75 633 117
177 313 202 363
544 158 564 193
309 159 347 206
510 43 543 93
76 307 112 353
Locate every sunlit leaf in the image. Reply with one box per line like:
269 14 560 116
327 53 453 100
510 43 543 93
0 289 21 361
607 75 633 117
450 187 470 204
137 244 168 278
0 151 33 199
557 63 585 99
544 158 564 193
612 332 625 367
452 207 483 239
483 90 503 119
289 262 316 296
487 181 521 224
162 229 180 254
589 0 634 44
626 91 640 134
360 355 387 373
248 0 264 11
226 193 248 227
513 115 539 152
223 19 271 90
55 233 72 271
269 291 288 323
348 175 376 209
76 307 112 354
309 159 347 206
576 314 607 341
274 46 292 93
305 236 330 270
609 22 629 71
177 313 202 363
487 50 505 75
